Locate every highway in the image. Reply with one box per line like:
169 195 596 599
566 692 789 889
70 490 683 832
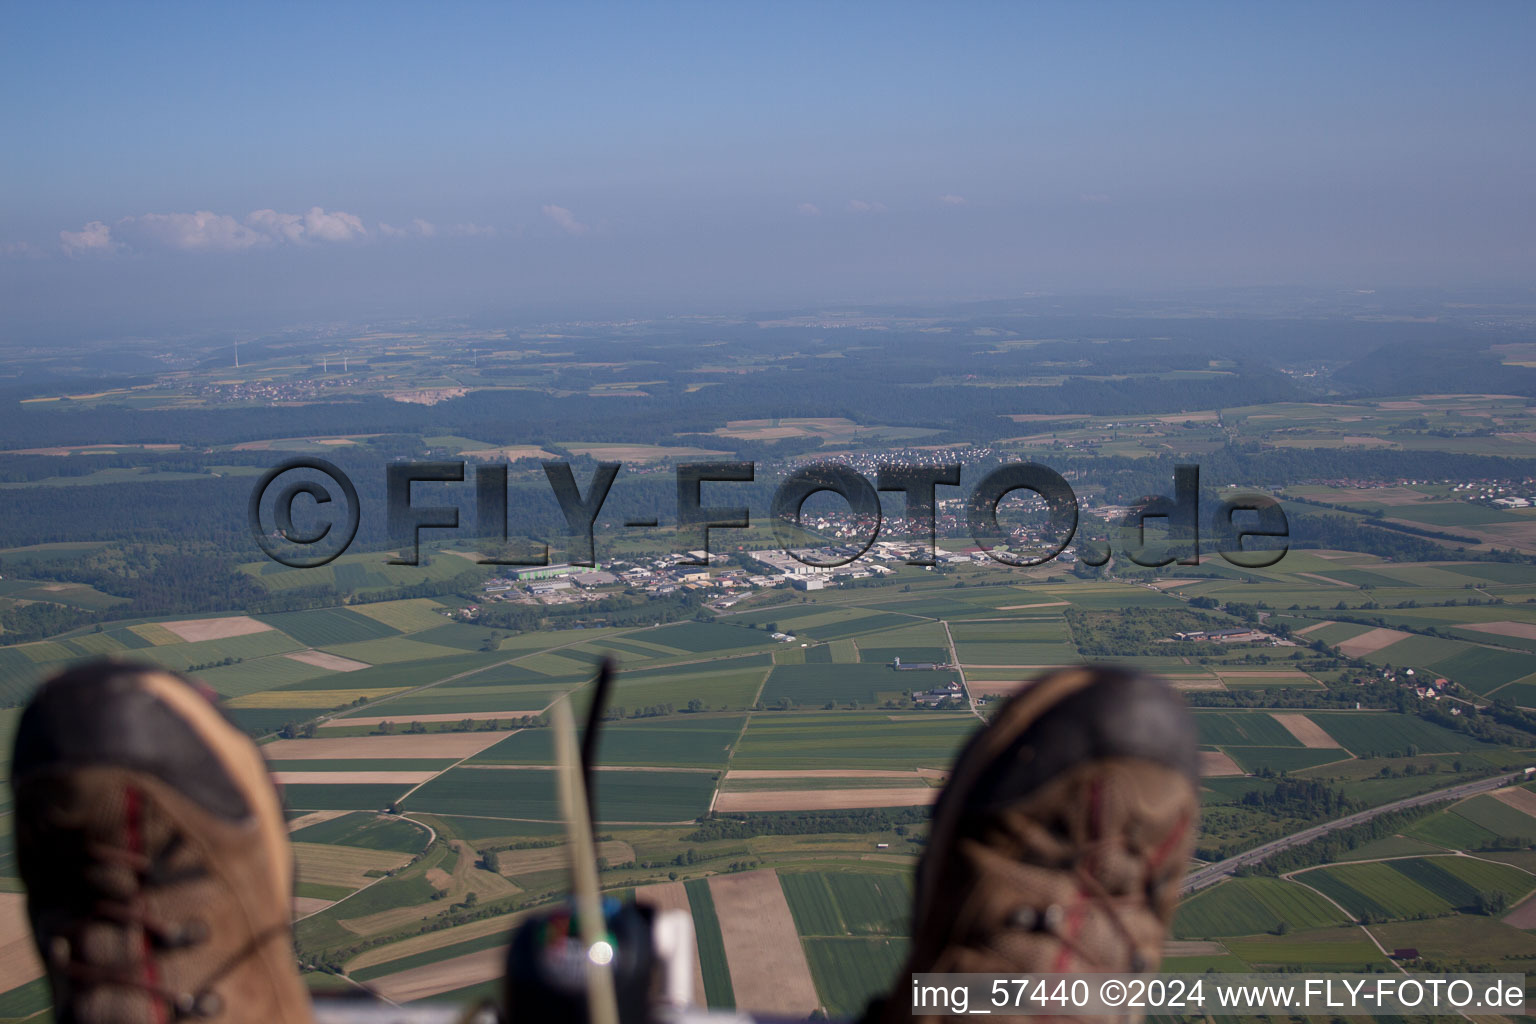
1181 769 1532 894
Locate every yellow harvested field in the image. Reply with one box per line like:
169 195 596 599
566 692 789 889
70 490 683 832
286 649 371 671
1164 940 1227 956
292 842 412 888
1505 894 1536 929
161 615 273 642
273 770 438 785
1336 627 1411 658
128 622 181 645
0 893 44 994
347 913 528 973
369 948 504 1003
1166 677 1226 690
293 896 335 919
714 788 937 812
1270 714 1340 748
230 687 408 708
1294 620 1337 635
498 840 634 877
1462 621 1536 641
261 732 507 759
1199 751 1243 777
635 882 708 1007
287 809 349 832
348 598 453 633
1492 787 1536 819
442 840 520 904
709 870 818 1017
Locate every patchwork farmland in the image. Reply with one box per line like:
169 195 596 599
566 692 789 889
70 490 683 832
8 537 1536 1017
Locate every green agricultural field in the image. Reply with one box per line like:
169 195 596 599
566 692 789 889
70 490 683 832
649 620 773 653
781 870 912 938
1298 861 1450 920
517 650 598 676
1449 794 1536 839
803 938 907 1020
288 812 432 852
1332 834 1447 861
1384 856 1535 910
797 613 920 642
282 783 414 811
257 608 399 647
858 646 951 665
1430 854 1536 903
1491 681 1536 707
291 651 515 692
360 689 566 716
195 656 332 697
1370 913 1536 967
684 878 734 1009
1307 712 1488 755
469 716 743 767
760 664 928 706
781 872 844 935
1301 622 1376 645
1224 929 1387 969
411 621 504 651
1191 712 1301 747
1172 877 1350 939
1221 746 1349 774
824 872 912 935
132 630 307 673
576 666 767 713
321 636 467 665
348 598 454 633
850 621 949 647
402 766 716 823
733 712 976 770
1399 807 1498 850
1433 646 1536 694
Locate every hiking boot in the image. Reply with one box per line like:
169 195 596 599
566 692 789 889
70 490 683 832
873 666 1200 1023
10 660 314 1024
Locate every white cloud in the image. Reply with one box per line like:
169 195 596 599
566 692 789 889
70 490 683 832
797 202 821 216
57 206 484 255
542 204 589 235
299 206 366 243
847 199 886 213
378 218 493 239
60 221 116 254
938 194 967 206
2 240 43 258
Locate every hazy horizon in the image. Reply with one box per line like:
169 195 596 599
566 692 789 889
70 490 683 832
4 2 1534 337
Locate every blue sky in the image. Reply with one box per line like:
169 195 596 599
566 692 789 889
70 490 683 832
3 2 1533 333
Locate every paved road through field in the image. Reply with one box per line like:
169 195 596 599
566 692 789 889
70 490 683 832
1182 769 1533 894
